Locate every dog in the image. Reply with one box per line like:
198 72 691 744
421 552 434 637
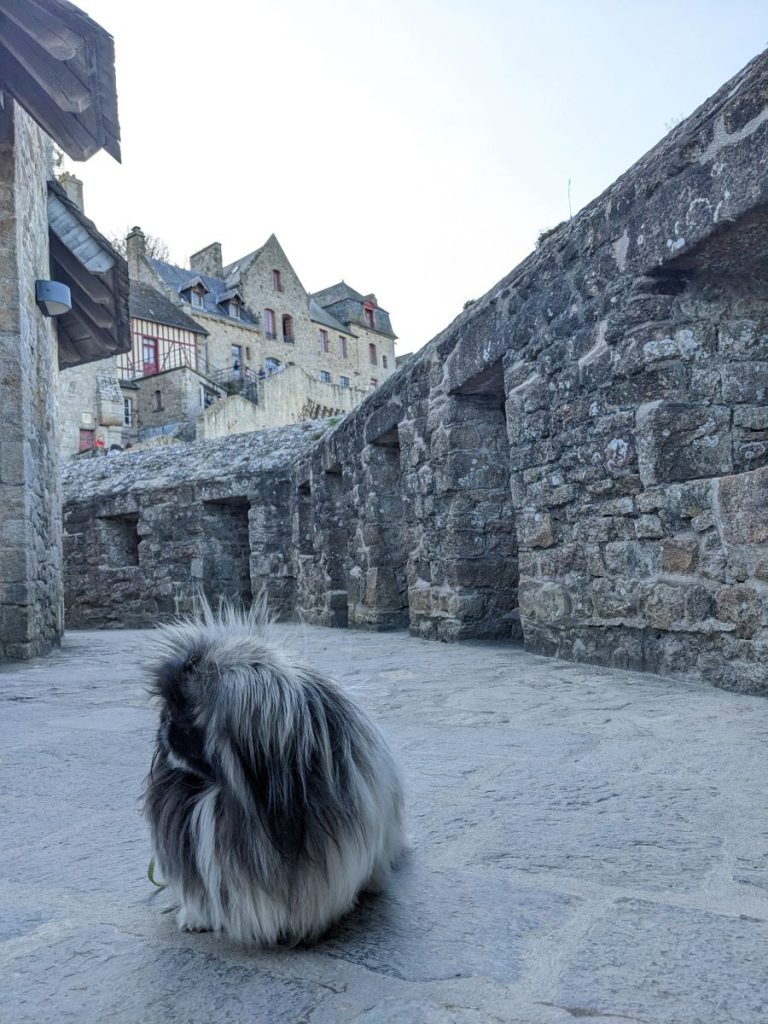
144 601 406 945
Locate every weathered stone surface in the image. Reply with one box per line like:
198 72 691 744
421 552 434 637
0 104 63 661
662 536 699 573
715 465 768 545
636 402 733 486
2 626 767 1024
58 52 768 693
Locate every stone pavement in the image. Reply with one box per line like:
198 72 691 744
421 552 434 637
1 626 767 1024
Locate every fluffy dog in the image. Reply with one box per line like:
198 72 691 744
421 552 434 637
144 602 406 945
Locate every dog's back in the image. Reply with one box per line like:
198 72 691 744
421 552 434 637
145 603 406 944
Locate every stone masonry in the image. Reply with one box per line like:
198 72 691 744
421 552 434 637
62 424 326 628
0 102 63 659
63 51 768 694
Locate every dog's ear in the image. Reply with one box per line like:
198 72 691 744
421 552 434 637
154 652 202 709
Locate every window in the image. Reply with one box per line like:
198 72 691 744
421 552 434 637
231 344 242 368
282 314 294 343
191 286 204 308
200 386 218 410
340 375 350 388
246 347 252 361
154 389 163 412
142 336 158 376
363 302 375 328
272 269 283 292
369 342 377 365
229 299 241 319
264 308 276 339
382 354 388 369
338 336 348 359
79 428 95 452
370 378 378 388
123 397 133 427
319 329 329 353
319 370 331 383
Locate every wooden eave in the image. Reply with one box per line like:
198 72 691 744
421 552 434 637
0 0 120 161
48 181 130 368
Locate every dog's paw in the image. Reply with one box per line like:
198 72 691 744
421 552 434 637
177 906 213 933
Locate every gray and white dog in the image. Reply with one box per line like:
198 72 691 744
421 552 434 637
144 602 406 945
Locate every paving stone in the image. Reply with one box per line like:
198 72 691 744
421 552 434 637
0 625 766 1023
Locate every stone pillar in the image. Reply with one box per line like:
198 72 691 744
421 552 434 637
0 102 63 658
348 438 410 630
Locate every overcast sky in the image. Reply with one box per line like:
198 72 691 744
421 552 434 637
69 1 766 354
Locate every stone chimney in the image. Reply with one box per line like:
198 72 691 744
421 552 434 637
58 172 84 212
125 226 147 280
189 242 223 278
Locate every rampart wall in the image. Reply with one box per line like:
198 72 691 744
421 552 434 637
63 52 768 692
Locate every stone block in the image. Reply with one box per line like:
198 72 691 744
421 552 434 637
733 405 768 430
715 465 768 545
684 584 715 622
603 540 660 577
635 514 664 539
636 402 732 485
715 585 763 638
661 537 698 573
592 577 634 618
718 321 768 357
641 582 686 628
721 363 768 403
518 579 570 624
517 512 554 549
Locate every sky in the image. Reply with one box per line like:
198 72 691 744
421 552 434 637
67 1 767 355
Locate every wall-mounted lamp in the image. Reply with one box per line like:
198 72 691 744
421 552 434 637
35 280 72 317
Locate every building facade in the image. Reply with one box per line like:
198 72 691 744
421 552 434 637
59 222 399 455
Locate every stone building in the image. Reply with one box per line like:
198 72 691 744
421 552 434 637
0 1 128 659
58 224 399 454
63 49 768 694
59 275 219 453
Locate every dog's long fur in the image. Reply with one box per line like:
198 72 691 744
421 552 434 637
144 602 406 945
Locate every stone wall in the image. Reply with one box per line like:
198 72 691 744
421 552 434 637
0 102 63 659
61 51 768 693
282 51 768 694
62 424 324 628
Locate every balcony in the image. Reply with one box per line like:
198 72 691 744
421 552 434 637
207 365 259 406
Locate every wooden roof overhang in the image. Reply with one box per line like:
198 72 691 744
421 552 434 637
0 0 120 162
48 180 130 367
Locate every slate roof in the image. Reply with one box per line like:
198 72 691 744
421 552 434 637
308 298 353 335
311 281 396 339
222 246 265 282
311 282 373 306
47 180 130 368
149 259 259 326
129 282 209 336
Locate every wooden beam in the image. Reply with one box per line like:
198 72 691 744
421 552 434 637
62 272 115 330
0 19 91 114
0 45 99 159
0 2 83 61
49 235 113 304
